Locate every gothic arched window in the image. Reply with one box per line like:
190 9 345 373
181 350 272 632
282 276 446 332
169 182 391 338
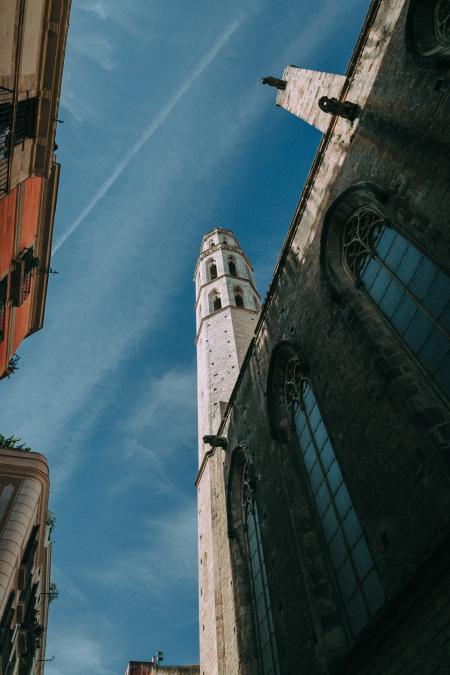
229 258 237 276
208 260 217 280
209 290 221 313
242 464 279 675
234 287 244 308
342 206 450 400
405 0 450 69
286 358 385 637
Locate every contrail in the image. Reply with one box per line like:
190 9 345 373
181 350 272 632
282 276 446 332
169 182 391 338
53 18 243 255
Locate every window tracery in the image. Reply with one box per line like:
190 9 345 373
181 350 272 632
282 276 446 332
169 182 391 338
241 463 279 675
406 0 450 68
286 358 385 637
436 0 450 45
342 206 450 400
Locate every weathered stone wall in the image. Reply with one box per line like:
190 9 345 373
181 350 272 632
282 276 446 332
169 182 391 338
214 0 450 673
196 232 261 674
276 67 346 133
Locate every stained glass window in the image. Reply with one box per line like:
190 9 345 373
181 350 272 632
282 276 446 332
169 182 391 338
343 207 450 399
286 360 385 637
242 465 279 675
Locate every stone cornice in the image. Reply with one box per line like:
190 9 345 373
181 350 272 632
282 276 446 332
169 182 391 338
194 272 260 309
193 243 254 278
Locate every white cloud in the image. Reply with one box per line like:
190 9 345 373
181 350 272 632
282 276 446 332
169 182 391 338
71 32 117 71
53 15 245 254
124 365 196 442
94 497 197 597
106 364 196 496
48 628 117 675
52 564 89 606
77 1 108 20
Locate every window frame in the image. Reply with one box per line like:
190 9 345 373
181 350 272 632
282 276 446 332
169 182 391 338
208 260 218 281
0 276 7 341
225 448 270 673
320 183 450 411
208 289 222 313
285 358 386 638
341 205 450 400
405 0 450 70
228 257 237 277
234 286 244 308
241 462 280 675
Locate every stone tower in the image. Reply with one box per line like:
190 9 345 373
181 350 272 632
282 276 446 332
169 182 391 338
194 228 260 674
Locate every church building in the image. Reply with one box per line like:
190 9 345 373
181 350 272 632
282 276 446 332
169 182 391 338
195 0 450 673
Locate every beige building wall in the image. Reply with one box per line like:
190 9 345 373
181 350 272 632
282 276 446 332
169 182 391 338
276 66 346 133
0 0 72 192
195 229 260 674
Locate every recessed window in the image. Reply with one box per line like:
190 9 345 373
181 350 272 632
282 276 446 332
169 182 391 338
208 259 217 281
10 246 38 307
209 289 222 313
234 287 244 308
406 0 450 69
229 258 237 276
286 358 385 637
0 276 7 341
242 464 280 674
0 97 37 161
342 206 450 400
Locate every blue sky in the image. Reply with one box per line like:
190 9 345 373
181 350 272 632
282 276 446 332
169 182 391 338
0 0 370 671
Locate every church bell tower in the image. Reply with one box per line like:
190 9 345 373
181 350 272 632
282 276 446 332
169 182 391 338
194 228 260 674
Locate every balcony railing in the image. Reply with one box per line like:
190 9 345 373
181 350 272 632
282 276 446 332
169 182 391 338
0 89 37 196
0 276 6 341
0 89 13 196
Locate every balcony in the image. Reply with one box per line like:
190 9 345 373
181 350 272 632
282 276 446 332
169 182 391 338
0 90 37 196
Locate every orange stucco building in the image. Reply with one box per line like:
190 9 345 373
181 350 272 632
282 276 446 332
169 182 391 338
0 0 71 379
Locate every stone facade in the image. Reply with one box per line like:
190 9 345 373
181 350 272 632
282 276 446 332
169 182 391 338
0 447 52 675
195 229 261 675
195 0 450 674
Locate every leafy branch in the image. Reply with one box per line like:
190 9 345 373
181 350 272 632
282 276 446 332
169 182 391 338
0 434 31 452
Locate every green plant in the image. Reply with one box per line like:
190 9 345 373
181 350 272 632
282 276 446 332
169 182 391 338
0 434 31 452
48 582 59 603
46 510 56 530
